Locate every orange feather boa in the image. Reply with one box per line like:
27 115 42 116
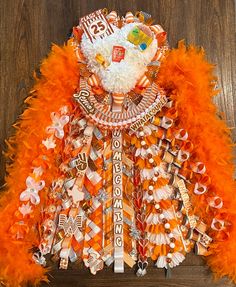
0 41 235 285
157 42 236 282
0 43 79 286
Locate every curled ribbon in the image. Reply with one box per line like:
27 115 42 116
160 116 173 129
192 162 206 174
46 112 70 139
177 150 190 162
211 218 225 231
175 129 188 141
20 176 45 205
194 182 207 195
181 140 194 152
207 197 223 209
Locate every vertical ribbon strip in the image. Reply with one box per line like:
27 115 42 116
112 129 124 273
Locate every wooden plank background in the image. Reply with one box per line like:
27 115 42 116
0 0 235 286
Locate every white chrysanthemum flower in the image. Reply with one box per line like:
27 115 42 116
81 23 158 93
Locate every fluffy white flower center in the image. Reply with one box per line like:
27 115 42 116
80 23 158 94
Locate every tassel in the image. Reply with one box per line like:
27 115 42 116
165 264 172 278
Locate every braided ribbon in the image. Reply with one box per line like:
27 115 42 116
102 135 114 265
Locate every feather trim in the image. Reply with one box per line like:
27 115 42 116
0 42 79 286
157 41 236 282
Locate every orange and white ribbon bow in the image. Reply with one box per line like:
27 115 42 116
106 11 118 23
125 12 134 23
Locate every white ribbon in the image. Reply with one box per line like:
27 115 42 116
193 182 207 195
63 178 75 189
175 129 188 141
46 112 69 139
112 129 124 273
60 247 70 259
136 268 147 277
192 162 206 174
207 196 223 209
177 150 190 162
32 251 46 266
86 168 102 185
69 248 78 263
52 239 63 253
211 218 225 231
20 176 45 205
160 116 173 129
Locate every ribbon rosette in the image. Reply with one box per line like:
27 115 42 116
46 112 70 139
20 176 45 205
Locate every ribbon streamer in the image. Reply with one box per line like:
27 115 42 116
112 129 124 273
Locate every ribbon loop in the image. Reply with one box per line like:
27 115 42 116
207 197 223 209
194 182 207 195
